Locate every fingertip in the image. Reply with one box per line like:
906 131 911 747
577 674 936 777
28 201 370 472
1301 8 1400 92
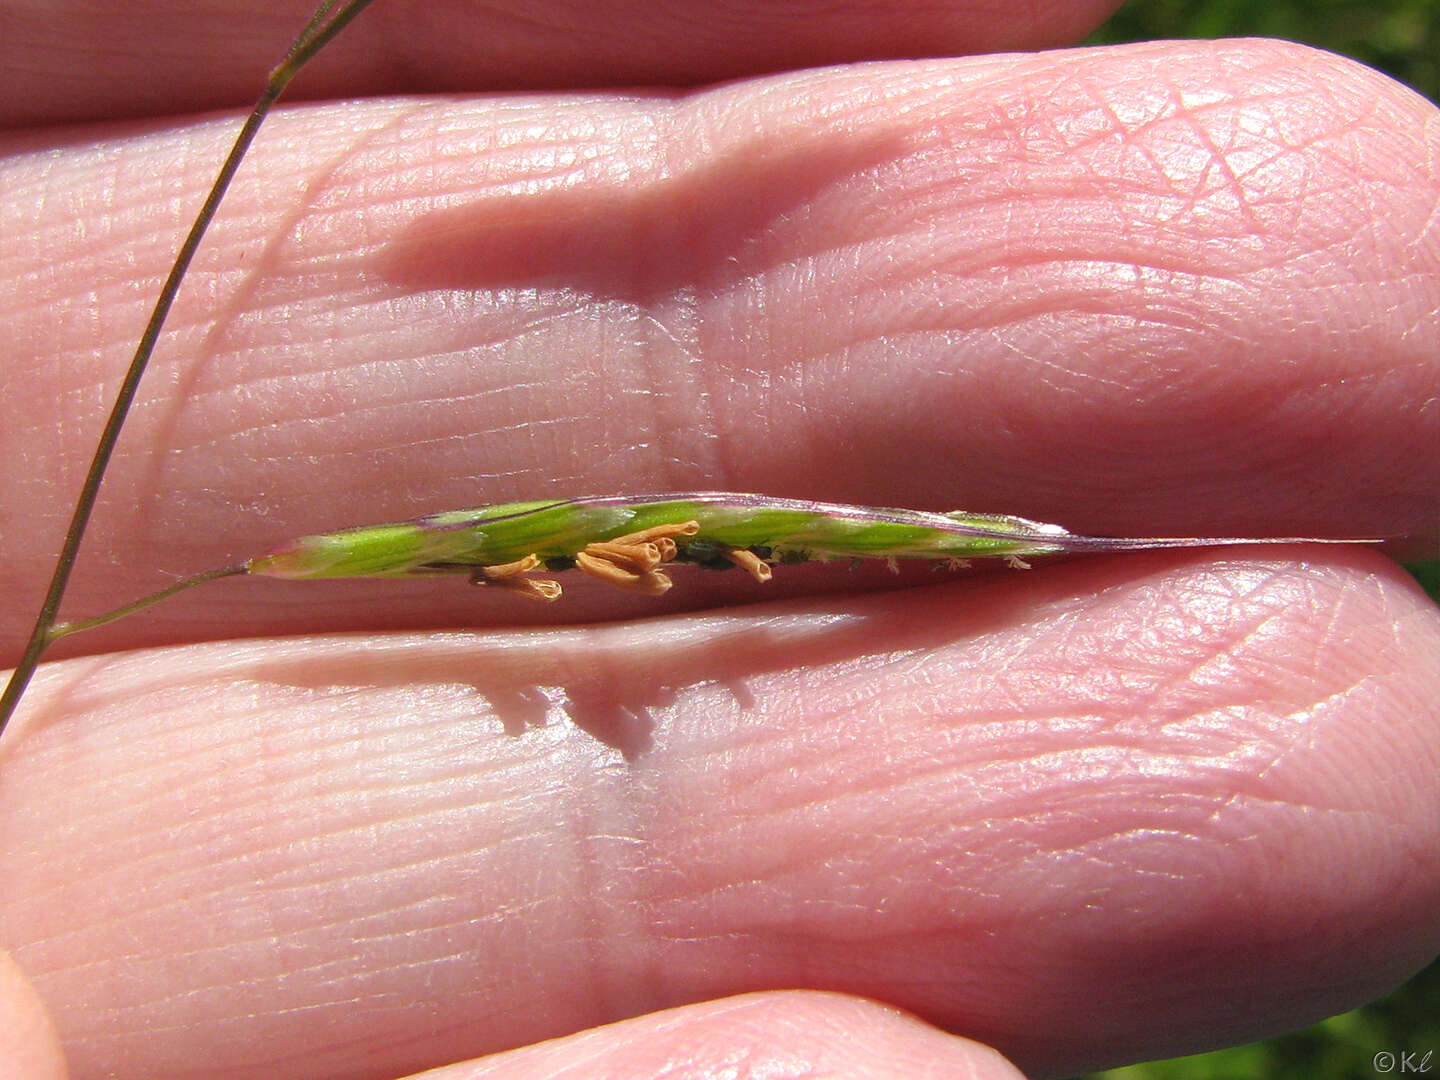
414 991 1025 1080
0 951 68 1080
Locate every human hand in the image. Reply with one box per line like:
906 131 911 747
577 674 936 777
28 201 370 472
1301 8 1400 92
2 2 1438 1078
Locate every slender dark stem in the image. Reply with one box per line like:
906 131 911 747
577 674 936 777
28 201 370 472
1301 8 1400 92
46 566 250 643
0 0 380 738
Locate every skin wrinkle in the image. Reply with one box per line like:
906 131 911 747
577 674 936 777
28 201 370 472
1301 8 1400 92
1156 602 1297 699
17 841 420 982
629 294 728 487
10 737 561 963
696 765 947 881
662 648 1296 915
979 586 1314 787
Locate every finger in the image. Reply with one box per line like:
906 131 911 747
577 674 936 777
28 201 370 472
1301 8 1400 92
3 40 1438 658
0 0 1123 126
3 551 1438 1079
0 951 68 1080
414 992 1022 1080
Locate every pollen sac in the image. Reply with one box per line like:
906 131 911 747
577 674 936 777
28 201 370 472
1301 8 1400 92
571 521 700 595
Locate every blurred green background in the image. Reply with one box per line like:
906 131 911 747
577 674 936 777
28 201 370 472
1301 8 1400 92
1090 0 1439 101
1073 6 1438 1079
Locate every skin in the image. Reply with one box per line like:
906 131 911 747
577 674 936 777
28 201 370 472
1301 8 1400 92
1 2 1438 1078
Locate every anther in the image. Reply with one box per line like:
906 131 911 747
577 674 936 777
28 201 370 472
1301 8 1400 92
470 554 563 601
722 547 772 583
571 520 699 595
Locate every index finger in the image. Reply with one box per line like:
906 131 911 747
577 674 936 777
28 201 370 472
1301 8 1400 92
0 0 1124 126
2 39 1436 659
